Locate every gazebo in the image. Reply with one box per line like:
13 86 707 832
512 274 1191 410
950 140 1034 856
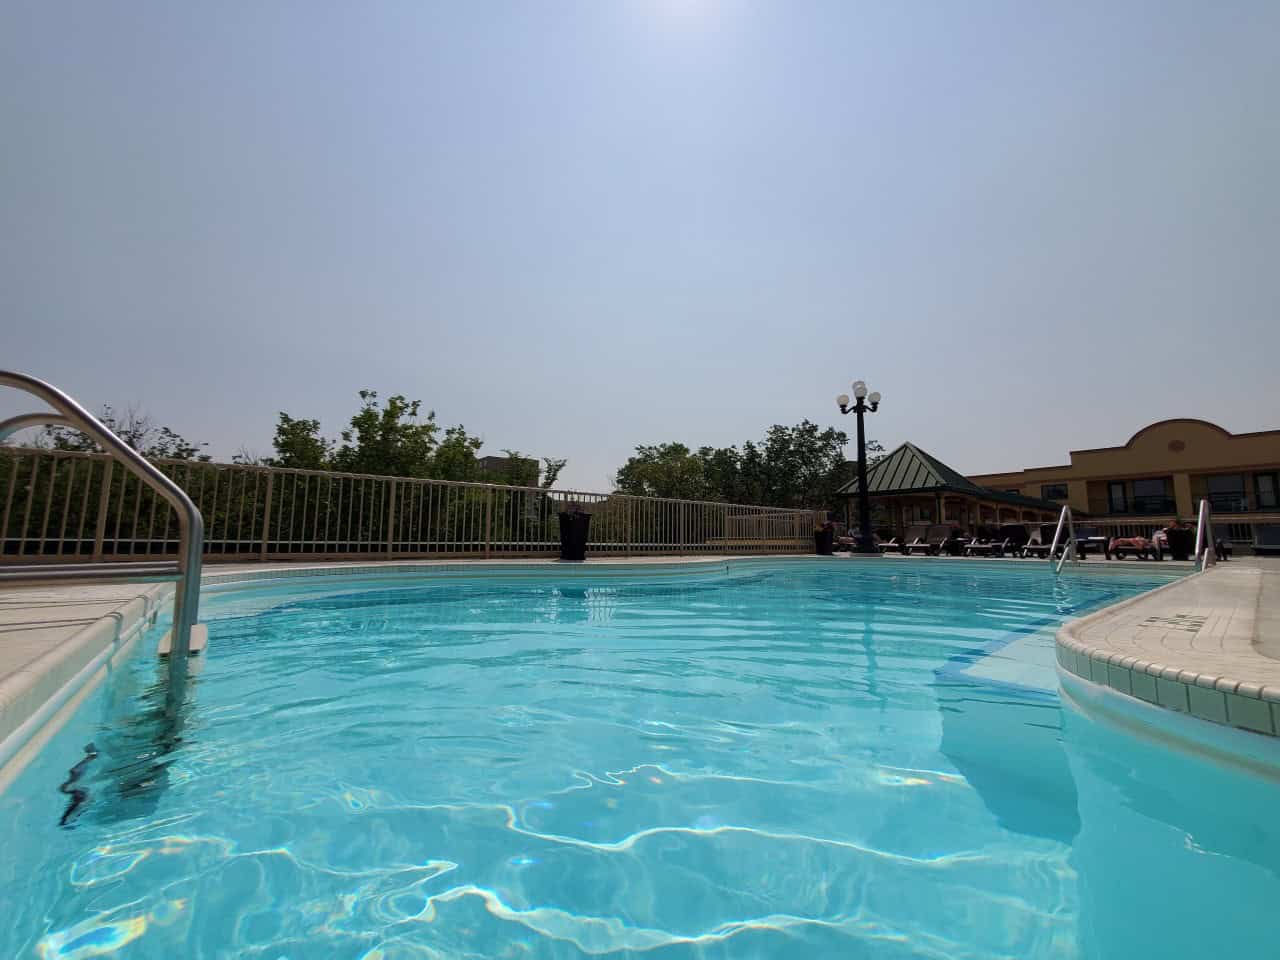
837 442 1060 536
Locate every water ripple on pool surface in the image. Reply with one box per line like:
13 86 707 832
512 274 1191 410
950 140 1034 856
3 562 1278 958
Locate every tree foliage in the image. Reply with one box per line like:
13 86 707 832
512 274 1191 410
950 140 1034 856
271 414 331 470
500 450 568 490
613 420 883 510
40 404 210 461
269 390 566 486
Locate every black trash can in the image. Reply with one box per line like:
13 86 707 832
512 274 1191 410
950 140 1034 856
814 525 835 555
558 510 592 562
1165 526 1194 562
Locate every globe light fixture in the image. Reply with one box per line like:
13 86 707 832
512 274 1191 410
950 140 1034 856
836 381 883 554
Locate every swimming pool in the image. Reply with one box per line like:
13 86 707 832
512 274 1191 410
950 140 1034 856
1 559 1277 958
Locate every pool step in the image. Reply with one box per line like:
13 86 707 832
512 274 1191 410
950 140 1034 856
157 623 208 657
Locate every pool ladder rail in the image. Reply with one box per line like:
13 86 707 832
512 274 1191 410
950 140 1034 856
0 370 207 670
1049 499 1218 574
1193 497 1217 572
1049 505 1079 574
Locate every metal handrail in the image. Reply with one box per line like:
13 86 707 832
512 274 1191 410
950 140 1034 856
1050 504 1077 574
1194 497 1215 571
0 371 204 680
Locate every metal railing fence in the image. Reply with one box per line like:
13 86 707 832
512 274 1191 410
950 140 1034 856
0 447 820 563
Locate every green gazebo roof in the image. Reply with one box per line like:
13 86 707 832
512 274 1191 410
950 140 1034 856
838 442 986 497
837 442 1060 511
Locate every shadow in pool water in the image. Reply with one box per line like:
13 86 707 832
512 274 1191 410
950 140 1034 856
56 663 194 829
937 676 1081 845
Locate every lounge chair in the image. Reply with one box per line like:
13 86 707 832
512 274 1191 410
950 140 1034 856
903 524 951 556
1107 535 1159 560
968 524 1029 558
996 524 1031 557
882 523 930 554
1073 525 1108 558
964 526 1001 557
1021 524 1062 559
1255 524 1280 556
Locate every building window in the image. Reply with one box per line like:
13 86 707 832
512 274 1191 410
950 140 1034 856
1256 472 1278 510
1130 477 1174 514
1205 474 1247 512
1107 481 1128 514
1041 483 1068 501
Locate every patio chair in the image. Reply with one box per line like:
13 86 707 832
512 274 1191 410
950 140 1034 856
903 524 951 556
968 524 1028 558
1255 524 1280 556
1021 524 1063 559
883 523 930 554
1107 535 1159 560
996 524 1031 557
1073 525 1108 559
964 526 1000 557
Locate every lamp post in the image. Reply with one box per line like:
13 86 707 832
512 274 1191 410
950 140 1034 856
837 380 881 554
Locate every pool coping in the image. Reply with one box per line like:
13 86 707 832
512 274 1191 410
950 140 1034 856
0 582 168 793
1055 560 1280 740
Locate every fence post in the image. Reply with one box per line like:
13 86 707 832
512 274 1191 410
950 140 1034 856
92 459 113 561
386 479 397 559
484 487 492 559
259 470 274 560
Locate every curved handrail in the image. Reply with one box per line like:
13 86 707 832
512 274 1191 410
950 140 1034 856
0 371 204 675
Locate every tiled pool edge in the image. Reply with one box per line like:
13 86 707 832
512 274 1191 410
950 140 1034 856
1058 668 1280 782
0 582 170 794
1055 565 1280 738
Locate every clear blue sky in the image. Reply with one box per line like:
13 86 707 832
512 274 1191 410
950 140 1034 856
3 1 1277 490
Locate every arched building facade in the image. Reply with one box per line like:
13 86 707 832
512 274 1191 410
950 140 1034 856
968 419 1280 549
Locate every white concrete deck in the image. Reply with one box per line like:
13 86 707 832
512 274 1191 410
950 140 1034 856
1057 557 1280 737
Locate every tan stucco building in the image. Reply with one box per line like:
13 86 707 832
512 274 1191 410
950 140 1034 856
968 419 1280 547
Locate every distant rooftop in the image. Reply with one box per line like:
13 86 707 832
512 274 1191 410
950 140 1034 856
838 442 1059 511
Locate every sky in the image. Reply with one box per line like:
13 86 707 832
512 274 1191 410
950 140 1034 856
2 1 1277 491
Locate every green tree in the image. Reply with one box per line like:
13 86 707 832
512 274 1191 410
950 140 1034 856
41 404 209 461
271 414 332 469
498 450 568 489
271 390 566 483
331 391 440 477
539 457 567 489
613 443 707 500
433 425 484 481
696 445 744 502
758 420 851 509
613 421 878 510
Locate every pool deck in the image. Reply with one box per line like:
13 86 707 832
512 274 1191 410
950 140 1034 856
2 553 1278 784
1057 556 1280 737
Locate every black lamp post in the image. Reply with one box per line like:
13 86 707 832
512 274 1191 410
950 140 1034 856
837 380 881 554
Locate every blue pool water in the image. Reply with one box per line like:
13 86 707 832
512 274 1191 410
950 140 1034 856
1 560 1278 958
